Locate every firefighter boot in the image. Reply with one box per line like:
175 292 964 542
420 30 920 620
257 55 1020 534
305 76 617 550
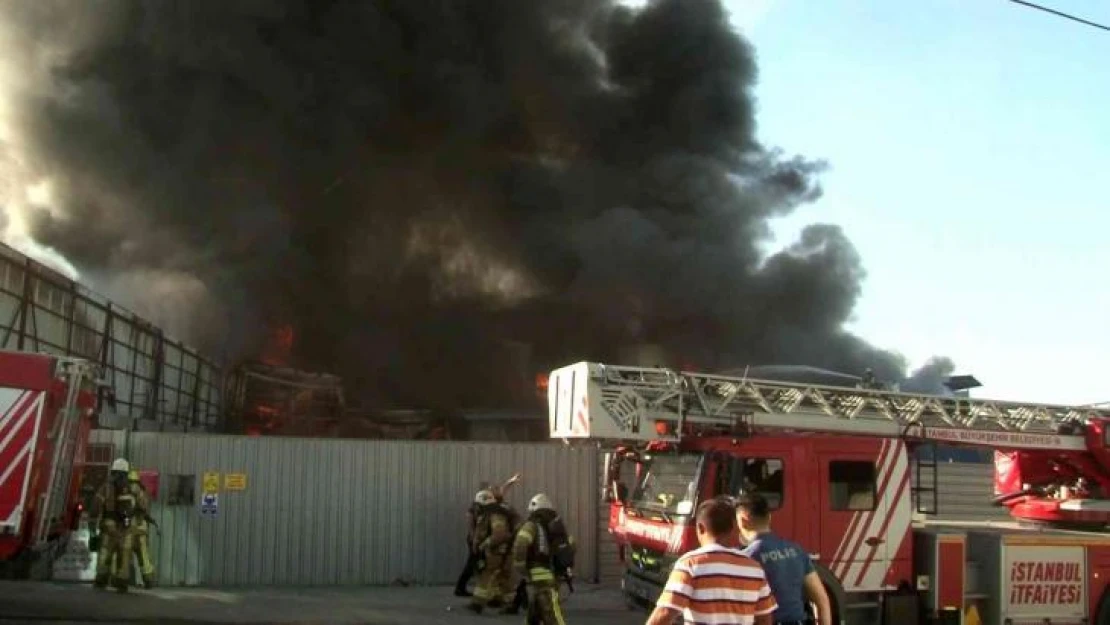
111 576 129 593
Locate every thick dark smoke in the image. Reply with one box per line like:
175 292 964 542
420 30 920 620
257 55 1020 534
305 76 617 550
1 0 954 411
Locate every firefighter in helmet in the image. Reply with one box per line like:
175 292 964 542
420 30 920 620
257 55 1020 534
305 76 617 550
466 489 516 614
511 493 576 625
128 469 156 588
457 473 522 598
91 458 138 591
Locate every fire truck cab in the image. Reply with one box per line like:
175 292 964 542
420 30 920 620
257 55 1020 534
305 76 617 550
550 361 1110 625
606 435 912 618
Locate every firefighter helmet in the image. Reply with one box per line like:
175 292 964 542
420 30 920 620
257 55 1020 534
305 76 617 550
528 493 554 512
474 490 497 506
110 458 130 473
128 469 140 482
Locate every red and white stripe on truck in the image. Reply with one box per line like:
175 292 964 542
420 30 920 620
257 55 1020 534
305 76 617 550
828 438 914 592
0 350 97 568
0 386 47 541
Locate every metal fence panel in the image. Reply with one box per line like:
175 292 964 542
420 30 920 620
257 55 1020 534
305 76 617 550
926 461 1010 522
0 243 223 431
90 430 599 586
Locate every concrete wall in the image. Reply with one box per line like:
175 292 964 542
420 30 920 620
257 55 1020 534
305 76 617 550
90 430 600 586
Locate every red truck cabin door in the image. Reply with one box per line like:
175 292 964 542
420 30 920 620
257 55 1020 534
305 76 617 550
819 439 904 593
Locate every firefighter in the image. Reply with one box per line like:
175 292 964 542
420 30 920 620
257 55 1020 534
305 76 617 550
466 489 516 614
128 470 156 589
511 493 576 625
455 473 522 598
493 481 528 615
91 458 138 592
455 484 486 597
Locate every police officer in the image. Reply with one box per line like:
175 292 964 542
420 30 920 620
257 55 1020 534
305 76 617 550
510 493 575 625
735 493 832 625
128 470 156 588
91 458 138 592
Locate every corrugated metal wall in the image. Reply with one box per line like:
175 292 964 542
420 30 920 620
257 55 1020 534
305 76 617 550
925 461 1010 522
90 430 599 586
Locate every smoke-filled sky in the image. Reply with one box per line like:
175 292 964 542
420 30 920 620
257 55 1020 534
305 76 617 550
0 0 955 410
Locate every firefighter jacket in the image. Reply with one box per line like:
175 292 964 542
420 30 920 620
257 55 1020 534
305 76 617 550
473 505 513 556
511 509 568 585
128 482 152 532
93 479 140 529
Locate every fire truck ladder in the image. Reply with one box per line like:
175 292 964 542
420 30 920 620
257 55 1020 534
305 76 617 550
33 359 97 547
550 362 1110 444
912 442 939 516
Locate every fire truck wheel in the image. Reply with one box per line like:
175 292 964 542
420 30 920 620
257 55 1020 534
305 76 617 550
813 563 844 625
624 593 646 611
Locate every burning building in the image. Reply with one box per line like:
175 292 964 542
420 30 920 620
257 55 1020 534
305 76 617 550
0 0 956 427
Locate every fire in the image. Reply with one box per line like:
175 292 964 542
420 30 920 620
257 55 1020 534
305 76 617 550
260 324 295 366
535 373 549 393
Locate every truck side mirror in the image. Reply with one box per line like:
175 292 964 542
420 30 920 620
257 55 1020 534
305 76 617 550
613 482 629 504
603 452 631 504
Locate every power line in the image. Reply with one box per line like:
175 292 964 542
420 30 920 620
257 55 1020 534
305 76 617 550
1007 0 1110 32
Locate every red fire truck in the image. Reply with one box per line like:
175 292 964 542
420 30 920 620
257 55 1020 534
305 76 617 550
0 349 102 578
548 361 1110 625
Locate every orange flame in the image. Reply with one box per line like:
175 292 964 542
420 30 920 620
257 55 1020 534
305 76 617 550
260 324 295 366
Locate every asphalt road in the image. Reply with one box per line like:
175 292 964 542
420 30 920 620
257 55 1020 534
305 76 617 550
0 581 647 625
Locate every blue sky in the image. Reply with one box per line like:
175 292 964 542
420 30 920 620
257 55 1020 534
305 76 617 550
720 0 1109 404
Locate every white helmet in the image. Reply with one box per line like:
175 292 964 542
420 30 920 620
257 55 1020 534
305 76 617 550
474 489 496 506
110 458 130 472
528 493 554 512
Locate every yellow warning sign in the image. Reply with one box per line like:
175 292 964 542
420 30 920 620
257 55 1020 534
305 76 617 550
965 604 982 625
202 471 220 494
224 473 247 491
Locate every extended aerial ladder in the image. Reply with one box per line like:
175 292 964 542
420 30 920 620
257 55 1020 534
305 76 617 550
548 362 1110 526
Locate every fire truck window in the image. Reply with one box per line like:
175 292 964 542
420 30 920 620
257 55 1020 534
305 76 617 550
631 453 702 515
829 460 876 511
737 458 784 510
165 474 195 506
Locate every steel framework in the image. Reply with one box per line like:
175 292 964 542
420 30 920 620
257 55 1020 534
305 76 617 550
0 243 223 431
549 362 1110 445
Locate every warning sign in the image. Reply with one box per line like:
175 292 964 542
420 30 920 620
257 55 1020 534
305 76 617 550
202 471 220 494
1003 545 1085 620
224 473 247 491
200 492 219 517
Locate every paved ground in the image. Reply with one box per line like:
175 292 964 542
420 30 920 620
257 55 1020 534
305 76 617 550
0 581 647 624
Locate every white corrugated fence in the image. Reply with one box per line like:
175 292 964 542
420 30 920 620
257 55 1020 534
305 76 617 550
90 430 600 586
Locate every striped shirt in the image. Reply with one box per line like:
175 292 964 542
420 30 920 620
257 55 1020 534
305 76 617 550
656 543 778 624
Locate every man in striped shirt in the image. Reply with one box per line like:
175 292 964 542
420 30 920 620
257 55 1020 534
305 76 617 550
646 496 777 625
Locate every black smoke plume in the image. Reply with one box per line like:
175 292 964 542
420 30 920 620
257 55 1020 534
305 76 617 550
0 0 954 412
